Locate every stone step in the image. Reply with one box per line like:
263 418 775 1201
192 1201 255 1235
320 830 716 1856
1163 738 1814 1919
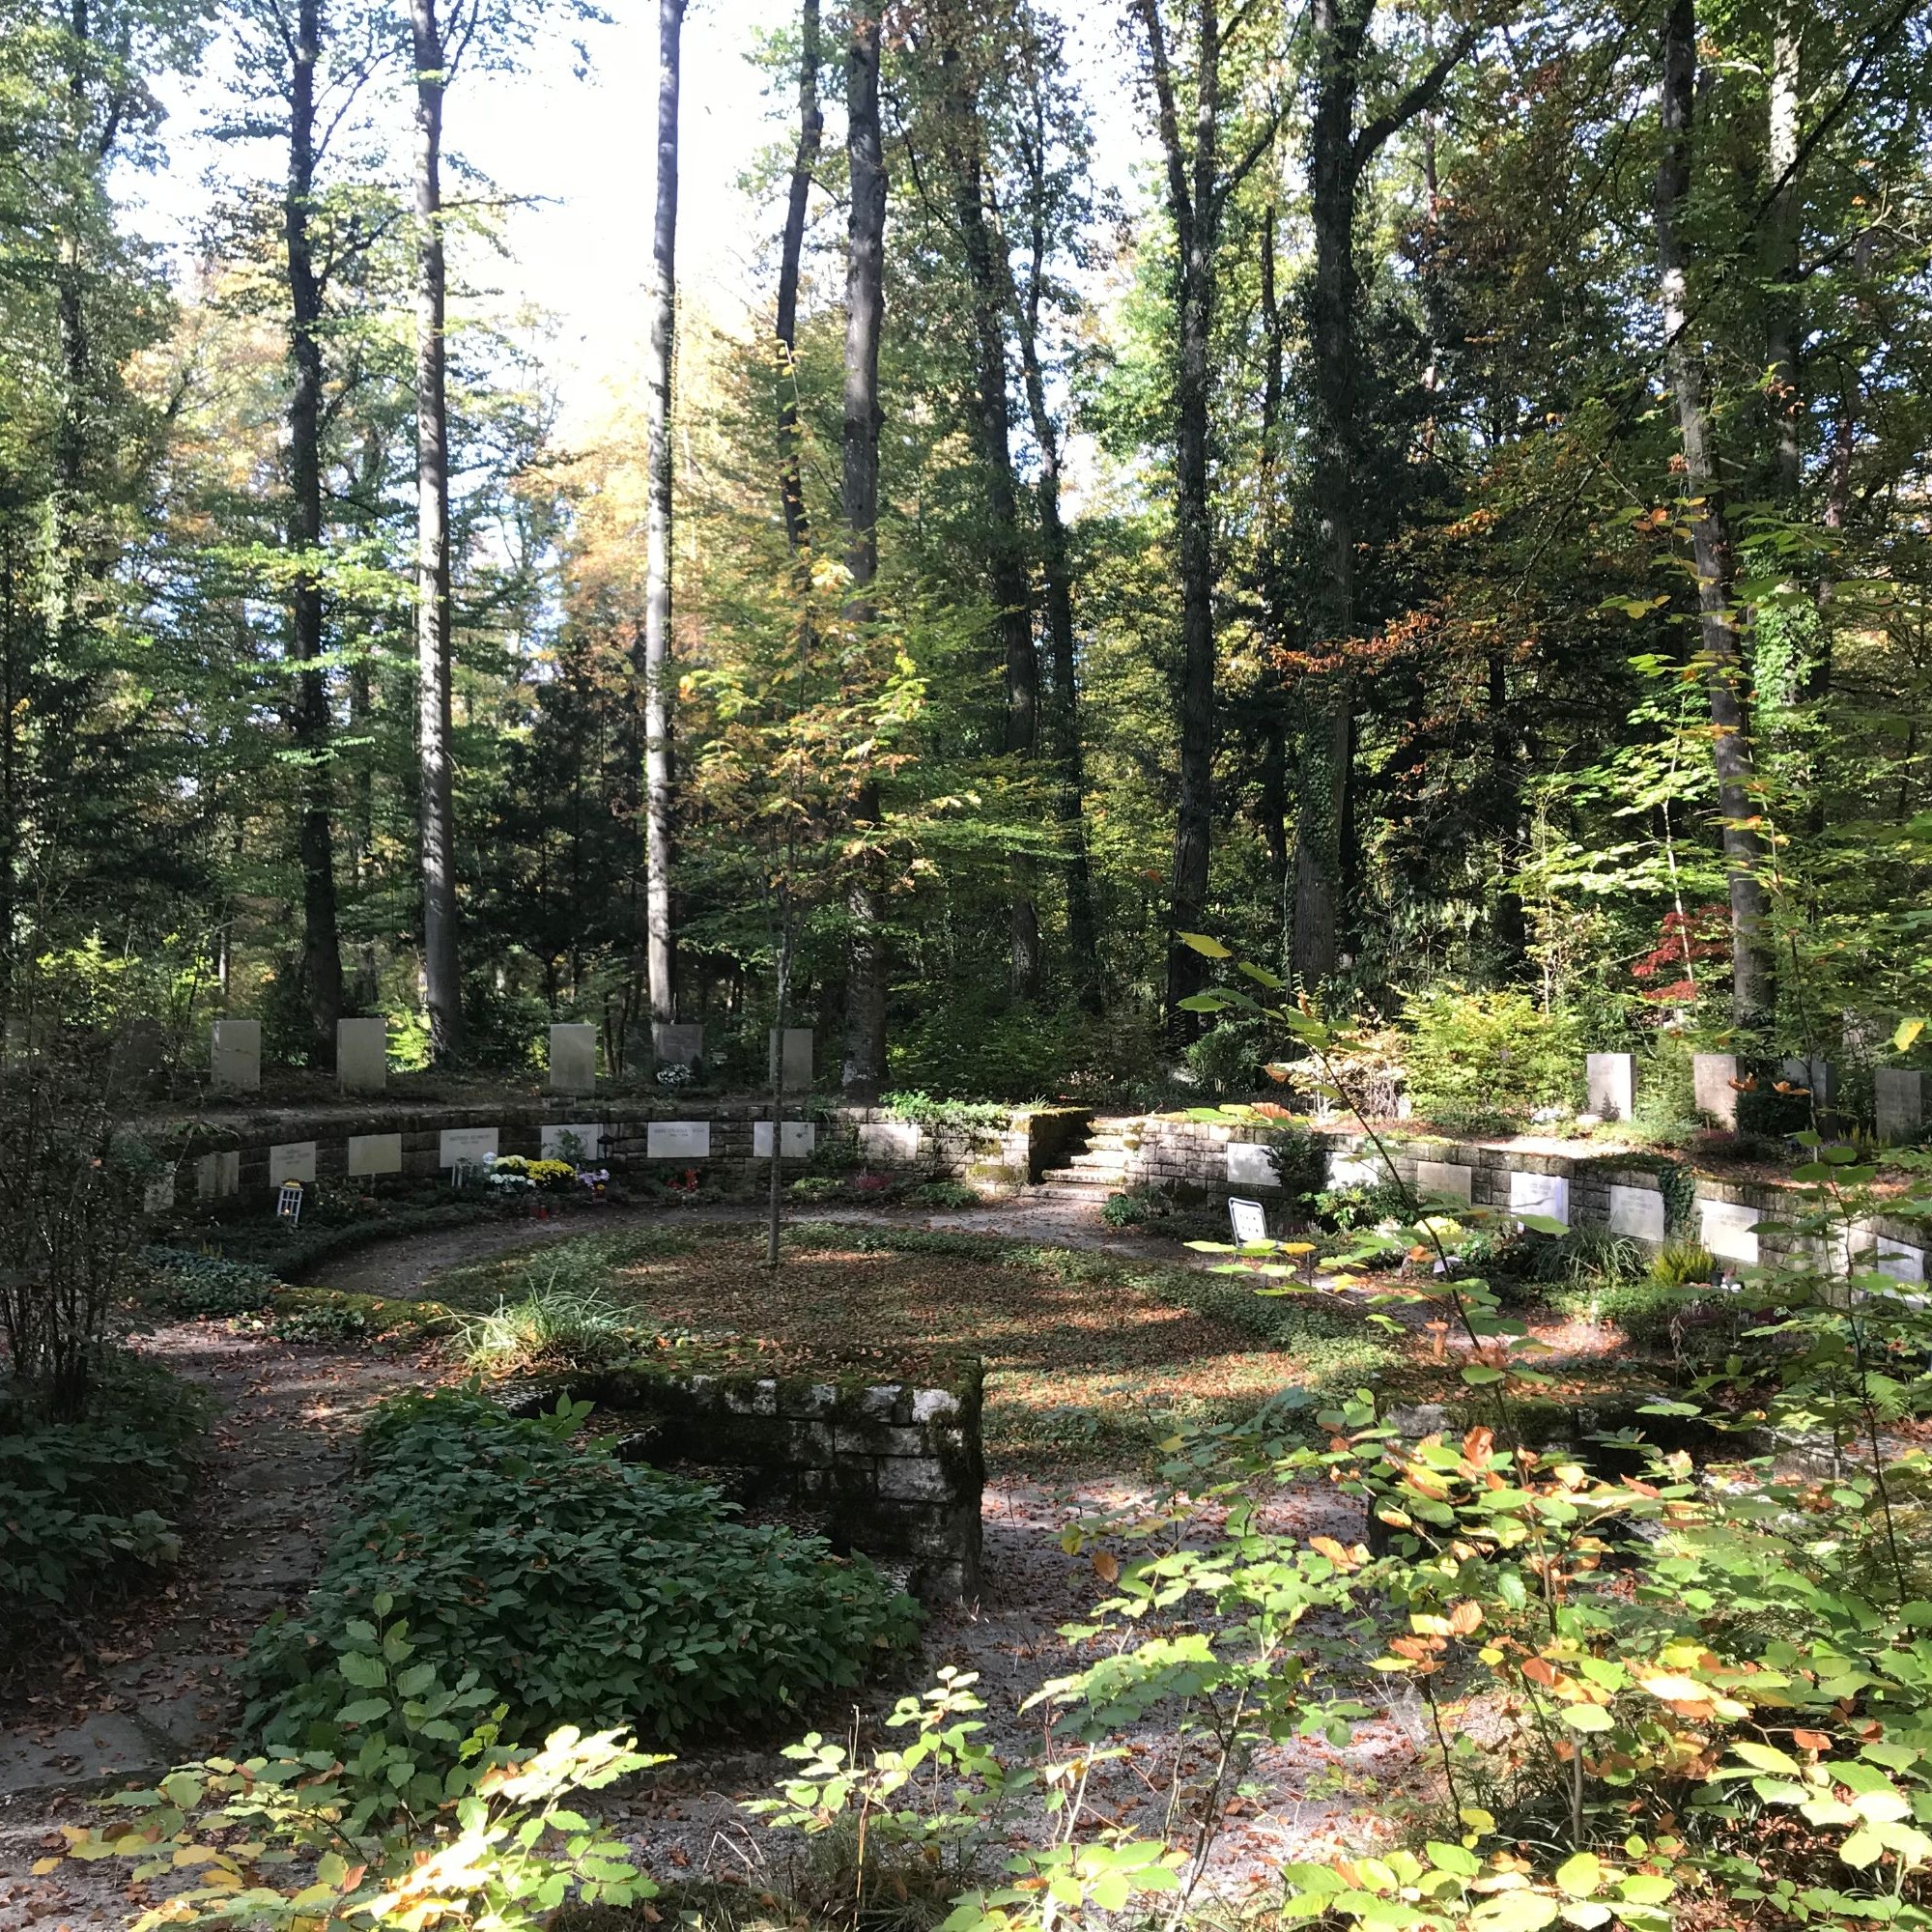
1085 1132 1135 1152
1036 1169 1122 1193
1065 1150 1129 1173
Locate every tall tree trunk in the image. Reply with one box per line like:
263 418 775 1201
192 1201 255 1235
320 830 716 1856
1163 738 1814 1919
1764 14 1802 497
1132 0 1220 1033
641 0 685 1030
939 42 1039 999
1293 0 1364 994
1013 95 1099 1007
840 9 888 1099
1655 0 1776 1025
287 0 344 1060
776 0 821 553
411 0 463 1056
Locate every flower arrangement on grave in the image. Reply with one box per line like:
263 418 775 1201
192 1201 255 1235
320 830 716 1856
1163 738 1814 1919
576 1166 611 1197
483 1155 576 1192
655 1063 694 1088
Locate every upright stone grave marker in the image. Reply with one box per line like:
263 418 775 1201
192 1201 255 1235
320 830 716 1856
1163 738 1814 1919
549 1023 596 1094
211 1018 261 1093
337 1017 386 1093
1699 1198 1760 1265
1586 1052 1634 1122
770 1027 813 1091
753 1121 816 1158
1692 1053 1739 1128
1779 1055 1835 1105
1876 1068 1925 1145
653 1022 704 1069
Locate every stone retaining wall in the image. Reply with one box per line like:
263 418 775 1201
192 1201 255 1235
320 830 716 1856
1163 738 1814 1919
504 1359 983 1604
1122 1118 1930 1283
140 1098 1094 1208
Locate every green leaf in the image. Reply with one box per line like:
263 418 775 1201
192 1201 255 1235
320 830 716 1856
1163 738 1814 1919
1427 1842 1480 1877
335 1651 387 1690
1839 1828 1884 1869
1555 1853 1603 1898
335 1698 391 1726
1561 1706 1615 1732
1734 1741 1801 1776
1462 1366 1506 1386
1517 1212 1567 1236
1176 931 1232 958
1895 1018 1925 1053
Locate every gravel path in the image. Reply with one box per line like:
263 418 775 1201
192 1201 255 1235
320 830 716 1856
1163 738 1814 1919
0 1198 1422 1927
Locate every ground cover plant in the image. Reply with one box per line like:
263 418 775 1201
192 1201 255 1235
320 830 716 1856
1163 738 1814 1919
0 1350 210 1652
243 1387 921 1754
424 1221 1400 1471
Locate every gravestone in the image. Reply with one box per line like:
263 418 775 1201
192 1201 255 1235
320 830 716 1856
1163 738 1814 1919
268 1140 316 1187
858 1121 921 1162
119 1018 167 1089
195 1150 240 1199
1692 1052 1739 1128
769 1027 813 1091
1228 1197 1269 1246
541 1122 603 1162
143 1171 176 1213
1225 1142 1277 1188
1876 1236 1927 1286
1509 1170 1570 1228
1699 1198 1760 1264
653 1022 704 1070
753 1120 816 1158
1608 1183 1666 1242
1414 1158 1473 1205
210 1018 261 1093
1778 1055 1835 1104
337 1017 387 1092
348 1132 403 1178
549 1023 597 1094
1328 1151 1388 1189
439 1126 499 1168
646 1120 710 1159
1586 1052 1634 1122
1876 1068 1925 1145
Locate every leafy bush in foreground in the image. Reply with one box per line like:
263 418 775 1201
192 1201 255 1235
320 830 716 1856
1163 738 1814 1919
0 1351 209 1629
244 1388 920 1752
143 1246 280 1318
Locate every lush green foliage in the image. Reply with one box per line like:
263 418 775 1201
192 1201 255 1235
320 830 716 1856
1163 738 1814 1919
0 1352 209 1629
143 1247 280 1319
63 1652 663 1932
1400 986 1583 1129
244 1389 920 1751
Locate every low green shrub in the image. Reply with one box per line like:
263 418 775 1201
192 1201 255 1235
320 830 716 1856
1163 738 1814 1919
0 1351 209 1632
881 1091 1017 1134
143 1246 280 1318
244 1388 921 1753
1101 1186 1161 1228
908 1179 979 1208
1400 984 1582 1126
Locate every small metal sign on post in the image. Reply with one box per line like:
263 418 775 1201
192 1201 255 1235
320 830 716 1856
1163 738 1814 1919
1228 1197 1269 1247
451 1157 476 1191
275 1181 303 1226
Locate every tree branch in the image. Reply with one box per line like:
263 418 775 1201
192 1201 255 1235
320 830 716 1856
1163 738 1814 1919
1350 24 1475 178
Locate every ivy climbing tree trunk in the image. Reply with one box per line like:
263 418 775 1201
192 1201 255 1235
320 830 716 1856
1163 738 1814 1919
1654 0 1776 1026
641 0 685 1033
412 0 463 1057
840 6 888 1099
286 0 344 1063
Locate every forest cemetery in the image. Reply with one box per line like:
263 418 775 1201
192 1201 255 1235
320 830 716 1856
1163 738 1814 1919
4 2 1932 1930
